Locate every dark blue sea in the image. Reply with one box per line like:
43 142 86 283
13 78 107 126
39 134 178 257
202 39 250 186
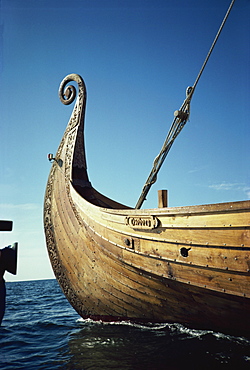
0 279 250 370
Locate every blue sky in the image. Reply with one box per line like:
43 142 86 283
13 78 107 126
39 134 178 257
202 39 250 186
0 0 249 281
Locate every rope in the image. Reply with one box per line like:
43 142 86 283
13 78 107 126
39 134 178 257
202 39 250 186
135 0 236 209
193 0 236 91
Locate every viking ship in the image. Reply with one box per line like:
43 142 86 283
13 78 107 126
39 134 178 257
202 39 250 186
44 1 250 336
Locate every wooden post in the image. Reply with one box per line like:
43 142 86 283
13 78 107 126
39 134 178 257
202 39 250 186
158 190 168 208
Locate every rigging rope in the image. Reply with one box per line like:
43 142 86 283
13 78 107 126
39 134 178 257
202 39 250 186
135 0 236 209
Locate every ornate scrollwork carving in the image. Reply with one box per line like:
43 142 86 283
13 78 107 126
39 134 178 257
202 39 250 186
59 84 76 105
44 163 86 317
44 74 90 318
58 74 85 106
57 74 88 169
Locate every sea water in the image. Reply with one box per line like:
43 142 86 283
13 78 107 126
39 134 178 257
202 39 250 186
0 279 249 369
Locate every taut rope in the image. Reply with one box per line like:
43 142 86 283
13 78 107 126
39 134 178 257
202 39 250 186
135 0 236 209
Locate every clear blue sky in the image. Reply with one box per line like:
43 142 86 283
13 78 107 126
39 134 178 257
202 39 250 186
0 0 249 281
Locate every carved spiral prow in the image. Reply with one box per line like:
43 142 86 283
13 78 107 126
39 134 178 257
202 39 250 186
59 74 86 106
57 73 88 170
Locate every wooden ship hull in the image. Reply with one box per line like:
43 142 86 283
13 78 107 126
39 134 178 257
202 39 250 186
44 74 250 336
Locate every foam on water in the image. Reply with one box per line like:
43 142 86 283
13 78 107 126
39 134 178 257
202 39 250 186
77 317 250 343
77 317 170 330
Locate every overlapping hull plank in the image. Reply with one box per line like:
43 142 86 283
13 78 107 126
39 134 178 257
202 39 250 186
44 74 250 336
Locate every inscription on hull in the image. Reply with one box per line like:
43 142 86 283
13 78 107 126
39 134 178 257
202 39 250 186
125 215 158 229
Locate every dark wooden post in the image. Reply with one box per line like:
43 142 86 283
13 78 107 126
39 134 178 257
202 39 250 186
158 190 168 208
